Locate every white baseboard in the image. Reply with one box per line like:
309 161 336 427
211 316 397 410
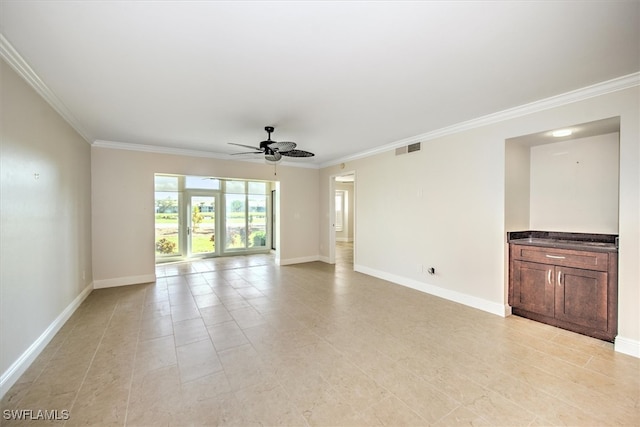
336 237 353 242
0 282 94 398
354 264 508 317
615 336 640 358
277 255 321 266
93 274 156 289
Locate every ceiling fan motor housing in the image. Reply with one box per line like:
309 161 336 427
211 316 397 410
260 126 275 151
259 140 273 151
228 125 314 161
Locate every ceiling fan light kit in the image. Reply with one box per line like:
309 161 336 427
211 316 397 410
229 126 315 163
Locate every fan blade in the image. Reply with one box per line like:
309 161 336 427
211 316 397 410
229 143 262 151
265 151 282 162
280 149 315 158
231 151 262 155
268 141 296 152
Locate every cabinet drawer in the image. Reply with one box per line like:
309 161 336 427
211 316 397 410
510 244 609 271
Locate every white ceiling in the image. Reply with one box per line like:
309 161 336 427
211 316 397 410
1 1 639 166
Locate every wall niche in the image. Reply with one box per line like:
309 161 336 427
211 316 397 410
505 117 620 235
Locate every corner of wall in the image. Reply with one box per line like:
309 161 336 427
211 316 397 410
93 274 156 289
0 283 94 399
615 336 640 358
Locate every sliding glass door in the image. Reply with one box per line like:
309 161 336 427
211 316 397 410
188 194 217 257
155 174 271 263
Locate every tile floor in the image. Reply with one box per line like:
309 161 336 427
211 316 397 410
2 243 639 426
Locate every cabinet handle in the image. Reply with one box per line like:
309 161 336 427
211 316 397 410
547 269 552 285
545 254 565 259
557 270 562 286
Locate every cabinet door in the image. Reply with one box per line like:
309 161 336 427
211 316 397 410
511 261 555 317
554 266 608 331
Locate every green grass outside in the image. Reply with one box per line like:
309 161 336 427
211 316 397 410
155 230 266 255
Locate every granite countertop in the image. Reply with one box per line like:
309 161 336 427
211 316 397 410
507 231 618 253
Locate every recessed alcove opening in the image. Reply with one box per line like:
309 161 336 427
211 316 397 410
505 117 620 235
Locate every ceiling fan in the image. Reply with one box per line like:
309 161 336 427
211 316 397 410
229 126 315 162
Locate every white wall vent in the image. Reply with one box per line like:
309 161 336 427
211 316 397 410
396 142 421 155
395 146 408 155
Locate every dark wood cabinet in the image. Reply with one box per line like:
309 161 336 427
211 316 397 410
511 260 555 317
509 243 617 342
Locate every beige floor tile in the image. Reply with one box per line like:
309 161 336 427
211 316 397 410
193 292 223 309
169 302 201 322
141 300 171 319
199 304 233 326
433 406 492 426
180 371 231 402
126 365 183 425
359 395 428 426
133 335 177 375
233 380 303 425
461 390 537 426
138 314 173 341
65 375 130 426
229 306 266 329
176 338 223 383
485 372 596 426
207 321 249 351
299 388 362 427
3 245 638 426
175 391 249 426
173 317 209 347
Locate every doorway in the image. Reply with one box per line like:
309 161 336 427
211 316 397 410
329 172 356 266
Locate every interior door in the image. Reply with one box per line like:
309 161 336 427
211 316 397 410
188 194 217 257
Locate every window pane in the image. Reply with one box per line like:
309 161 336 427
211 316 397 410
186 176 220 190
155 175 179 191
225 180 246 194
248 181 267 194
155 192 179 256
248 195 267 247
225 194 246 249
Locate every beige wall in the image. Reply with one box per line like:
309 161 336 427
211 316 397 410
320 86 640 353
91 148 320 286
530 133 619 233
0 60 93 387
505 141 531 231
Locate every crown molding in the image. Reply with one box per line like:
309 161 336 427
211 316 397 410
92 139 320 169
0 34 93 144
93 139 232 160
320 72 640 168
